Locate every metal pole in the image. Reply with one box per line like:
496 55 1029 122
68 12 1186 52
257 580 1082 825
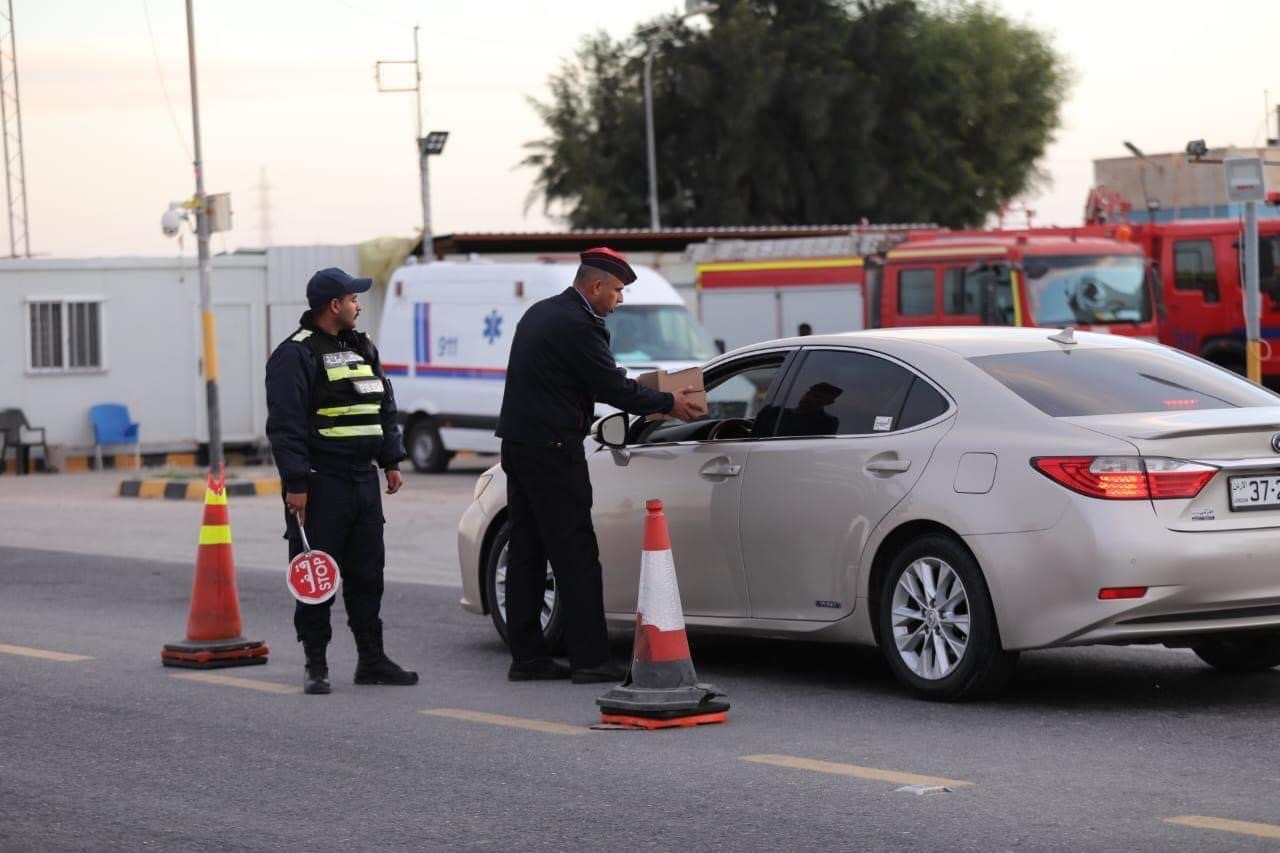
643 47 659 231
9 0 26 257
185 0 222 470
1244 199 1262 383
414 25 432 262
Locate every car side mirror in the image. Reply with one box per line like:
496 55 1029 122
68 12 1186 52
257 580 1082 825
593 412 629 448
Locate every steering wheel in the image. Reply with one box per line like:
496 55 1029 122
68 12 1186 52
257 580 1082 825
706 418 754 441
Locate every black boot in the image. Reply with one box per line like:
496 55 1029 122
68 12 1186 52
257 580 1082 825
353 621 419 686
303 642 331 695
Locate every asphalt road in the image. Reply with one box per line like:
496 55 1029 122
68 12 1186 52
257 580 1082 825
4 535 1280 851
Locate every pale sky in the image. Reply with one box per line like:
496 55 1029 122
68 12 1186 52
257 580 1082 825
10 0 1280 257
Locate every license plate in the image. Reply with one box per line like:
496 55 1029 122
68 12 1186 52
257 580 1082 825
1228 475 1280 511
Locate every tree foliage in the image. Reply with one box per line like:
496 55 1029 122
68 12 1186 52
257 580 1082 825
521 0 1069 229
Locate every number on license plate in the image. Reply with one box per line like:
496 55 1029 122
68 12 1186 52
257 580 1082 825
1228 475 1280 511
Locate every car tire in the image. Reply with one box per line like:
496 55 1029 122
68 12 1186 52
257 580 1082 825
483 520 564 652
406 417 451 473
877 534 1017 701
1191 634 1280 672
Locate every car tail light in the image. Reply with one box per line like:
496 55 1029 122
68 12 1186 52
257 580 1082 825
1031 456 1217 500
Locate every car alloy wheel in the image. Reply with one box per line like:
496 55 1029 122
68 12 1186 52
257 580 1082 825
877 533 1017 701
891 555 970 680
484 521 563 650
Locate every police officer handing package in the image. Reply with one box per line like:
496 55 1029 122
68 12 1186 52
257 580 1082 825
497 247 703 683
266 267 418 695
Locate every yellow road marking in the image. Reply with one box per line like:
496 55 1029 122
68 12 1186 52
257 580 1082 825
740 754 972 788
422 708 591 736
0 643 93 662
169 672 300 694
1165 816 1280 840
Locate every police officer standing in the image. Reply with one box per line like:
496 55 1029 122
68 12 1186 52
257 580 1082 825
497 247 702 683
266 267 418 695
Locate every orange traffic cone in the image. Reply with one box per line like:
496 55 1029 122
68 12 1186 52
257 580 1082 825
596 499 729 729
161 469 268 668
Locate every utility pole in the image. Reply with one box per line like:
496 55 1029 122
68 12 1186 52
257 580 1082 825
640 2 717 231
0 0 30 257
643 49 659 231
377 27 447 261
186 0 222 471
1223 157 1267 383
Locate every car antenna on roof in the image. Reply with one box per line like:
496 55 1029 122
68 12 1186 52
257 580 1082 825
1048 326 1077 345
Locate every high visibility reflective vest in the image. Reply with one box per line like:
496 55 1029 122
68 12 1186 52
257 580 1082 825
291 328 386 440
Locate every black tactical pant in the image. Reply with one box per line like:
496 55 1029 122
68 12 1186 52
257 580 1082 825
286 464 385 646
501 440 610 670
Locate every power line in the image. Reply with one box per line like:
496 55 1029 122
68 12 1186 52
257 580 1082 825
141 0 192 161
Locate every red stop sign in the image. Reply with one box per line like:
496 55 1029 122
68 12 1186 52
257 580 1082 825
287 550 341 604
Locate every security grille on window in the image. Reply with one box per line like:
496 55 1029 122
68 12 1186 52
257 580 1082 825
28 299 103 370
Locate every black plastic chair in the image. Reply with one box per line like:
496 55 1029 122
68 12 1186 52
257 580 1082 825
0 408 54 474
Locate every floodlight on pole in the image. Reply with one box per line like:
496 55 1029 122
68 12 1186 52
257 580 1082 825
421 131 449 156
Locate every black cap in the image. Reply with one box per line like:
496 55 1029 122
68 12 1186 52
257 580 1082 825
307 267 372 309
580 246 636 284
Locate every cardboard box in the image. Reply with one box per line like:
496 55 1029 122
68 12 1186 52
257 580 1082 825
637 366 708 421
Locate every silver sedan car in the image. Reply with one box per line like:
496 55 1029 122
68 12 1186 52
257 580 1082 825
457 327 1280 700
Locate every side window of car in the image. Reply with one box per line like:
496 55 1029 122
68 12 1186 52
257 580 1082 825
771 349 942 437
636 355 786 444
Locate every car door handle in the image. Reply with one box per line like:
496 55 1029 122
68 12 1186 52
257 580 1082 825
865 459 911 474
699 459 742 479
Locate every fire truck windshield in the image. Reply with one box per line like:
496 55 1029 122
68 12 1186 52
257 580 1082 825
606 304 718 363
1022 254 1150 326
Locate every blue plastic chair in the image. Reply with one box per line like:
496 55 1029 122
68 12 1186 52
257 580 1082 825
89 403 140 470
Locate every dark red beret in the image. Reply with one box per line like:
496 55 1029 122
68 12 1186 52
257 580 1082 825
580 246 636 284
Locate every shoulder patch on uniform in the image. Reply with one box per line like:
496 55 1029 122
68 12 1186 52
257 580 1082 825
291 329 313 342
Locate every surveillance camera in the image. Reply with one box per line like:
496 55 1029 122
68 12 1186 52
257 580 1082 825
1185 139 1208 159
161 204 185 238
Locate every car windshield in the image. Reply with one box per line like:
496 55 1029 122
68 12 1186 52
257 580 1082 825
606 304 716 363
971 347 1280 416
1023 254 1151 325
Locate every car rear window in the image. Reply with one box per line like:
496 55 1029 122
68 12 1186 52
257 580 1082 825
970 347 1280 416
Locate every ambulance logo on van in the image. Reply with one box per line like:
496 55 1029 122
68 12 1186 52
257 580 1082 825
483 310 503 345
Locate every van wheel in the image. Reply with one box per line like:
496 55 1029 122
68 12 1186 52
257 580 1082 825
1191 633 1280 672
877 534 1017 701
484 520 563 651
407 418 450 473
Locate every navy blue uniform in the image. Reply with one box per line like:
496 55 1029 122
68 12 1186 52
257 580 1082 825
497 287 673 668
266 311 406 646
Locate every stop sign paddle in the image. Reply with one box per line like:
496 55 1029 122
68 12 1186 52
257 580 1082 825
287 513 341 605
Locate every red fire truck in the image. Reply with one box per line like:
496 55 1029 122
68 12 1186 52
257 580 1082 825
1073 191 1280 380
869 231 1158 339
693 229 1160 347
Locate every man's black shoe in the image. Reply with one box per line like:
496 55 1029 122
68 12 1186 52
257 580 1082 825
569 662 627 684
508 658 571 681
304 665 331 695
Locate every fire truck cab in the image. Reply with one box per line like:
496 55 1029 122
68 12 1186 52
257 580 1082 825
1102 219 1280 377
869 232 1160 340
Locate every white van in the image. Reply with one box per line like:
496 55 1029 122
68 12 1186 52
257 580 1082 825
377 260 717 472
